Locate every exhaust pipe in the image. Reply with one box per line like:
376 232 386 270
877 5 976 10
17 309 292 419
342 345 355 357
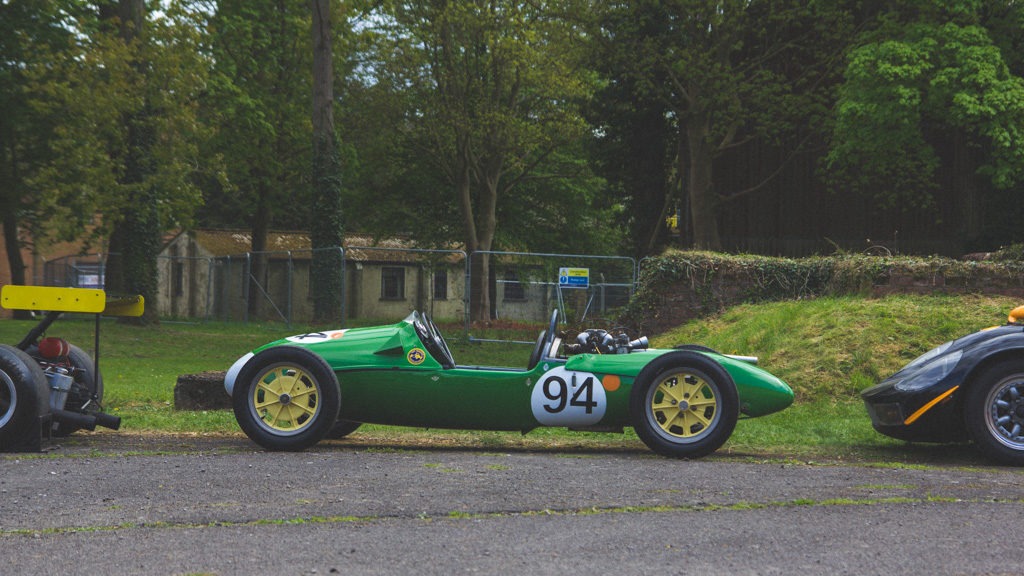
93 412 121 430
51 409 97 431
51 410 122 431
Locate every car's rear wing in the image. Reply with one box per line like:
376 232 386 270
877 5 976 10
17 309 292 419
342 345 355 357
1 285 143 317
1 284 144 383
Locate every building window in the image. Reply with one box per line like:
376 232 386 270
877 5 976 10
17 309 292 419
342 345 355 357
172 261 185 297
381 266 405 300
502 270 526 301
433 269 448 300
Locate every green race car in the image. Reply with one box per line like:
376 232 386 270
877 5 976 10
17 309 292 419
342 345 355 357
224 310 793 457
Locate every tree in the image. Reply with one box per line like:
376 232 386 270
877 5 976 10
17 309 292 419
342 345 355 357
310 0 344 322
201 0 313 317
827 1 1024 247
0 1 81 314
592 0 852 251
95 0 208 322
357 0 598 320
3 1 206 322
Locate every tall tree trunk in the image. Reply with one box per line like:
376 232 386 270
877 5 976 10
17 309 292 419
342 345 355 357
310 0 344 322
1 211 30 319
248 179 270 318
102 0 159 324
687 112 721 251
953 135 979 249
1 137 31 318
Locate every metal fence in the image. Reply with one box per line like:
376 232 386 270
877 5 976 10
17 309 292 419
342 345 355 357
41 248 636 337
40 254 106 288
466 250 636 343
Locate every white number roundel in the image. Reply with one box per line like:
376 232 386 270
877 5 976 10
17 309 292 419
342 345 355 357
530 366 607 426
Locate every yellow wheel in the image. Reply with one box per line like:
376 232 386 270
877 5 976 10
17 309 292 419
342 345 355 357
630 352 739 458
251 364 321 433
232 347 340 451
650 370 721 440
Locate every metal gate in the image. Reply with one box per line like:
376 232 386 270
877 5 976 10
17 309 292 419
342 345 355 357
466 251 636 343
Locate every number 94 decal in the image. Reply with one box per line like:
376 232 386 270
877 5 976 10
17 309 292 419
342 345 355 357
530 366 607 426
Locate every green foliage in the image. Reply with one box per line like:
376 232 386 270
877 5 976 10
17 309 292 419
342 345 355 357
624 250 836 320
340 0 612 255
989 243 1024 261
19 1 208 246
197 0 315 231
828 2 1024 207
624 250 1024 340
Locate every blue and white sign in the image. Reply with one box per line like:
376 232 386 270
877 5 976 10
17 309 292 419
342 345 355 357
558 267 590 289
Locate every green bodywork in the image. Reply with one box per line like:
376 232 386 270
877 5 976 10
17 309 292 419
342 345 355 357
252 313 794 432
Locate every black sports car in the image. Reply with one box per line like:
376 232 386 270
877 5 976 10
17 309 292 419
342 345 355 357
862 305 1024 465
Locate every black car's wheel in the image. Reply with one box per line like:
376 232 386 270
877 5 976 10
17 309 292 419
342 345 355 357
630 352 739 458
965 359 1024 466
232 346 340 451
0 344 50 449
325 419 362 439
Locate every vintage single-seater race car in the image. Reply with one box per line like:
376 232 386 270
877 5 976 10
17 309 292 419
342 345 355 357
224 309 794 458
862 305 1024 466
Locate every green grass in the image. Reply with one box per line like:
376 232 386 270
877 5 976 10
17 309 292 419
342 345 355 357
654 293 1020 402
1 293 1020 463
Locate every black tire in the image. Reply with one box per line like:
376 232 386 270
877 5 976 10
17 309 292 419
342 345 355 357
630 351 739 458
674 344 720 354
232 346 341 451
964 359 1024 466
0 344 51 450
325 419 362 439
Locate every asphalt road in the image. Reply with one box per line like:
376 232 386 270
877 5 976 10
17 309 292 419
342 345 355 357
2 433 1023 576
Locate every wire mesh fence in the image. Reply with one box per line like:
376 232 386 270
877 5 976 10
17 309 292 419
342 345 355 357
40 247 636 342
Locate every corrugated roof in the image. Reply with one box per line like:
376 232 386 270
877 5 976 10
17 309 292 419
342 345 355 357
181 229 463 264
192 229 312 256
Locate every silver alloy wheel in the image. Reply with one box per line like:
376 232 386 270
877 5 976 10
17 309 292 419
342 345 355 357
0 370 17 429
984 375 1024 451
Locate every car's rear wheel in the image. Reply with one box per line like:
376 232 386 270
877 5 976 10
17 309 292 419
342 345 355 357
0 344 50 450
55 345 103 436
965 359 1024 466
232 346 340 451
630 352 739 458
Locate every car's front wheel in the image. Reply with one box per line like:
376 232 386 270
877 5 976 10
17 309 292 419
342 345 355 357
965 359 1024 466
630 352 739 458
232 346 340 451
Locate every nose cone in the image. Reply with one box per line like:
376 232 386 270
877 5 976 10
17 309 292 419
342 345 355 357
745 374 795 416
721 359 795 417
